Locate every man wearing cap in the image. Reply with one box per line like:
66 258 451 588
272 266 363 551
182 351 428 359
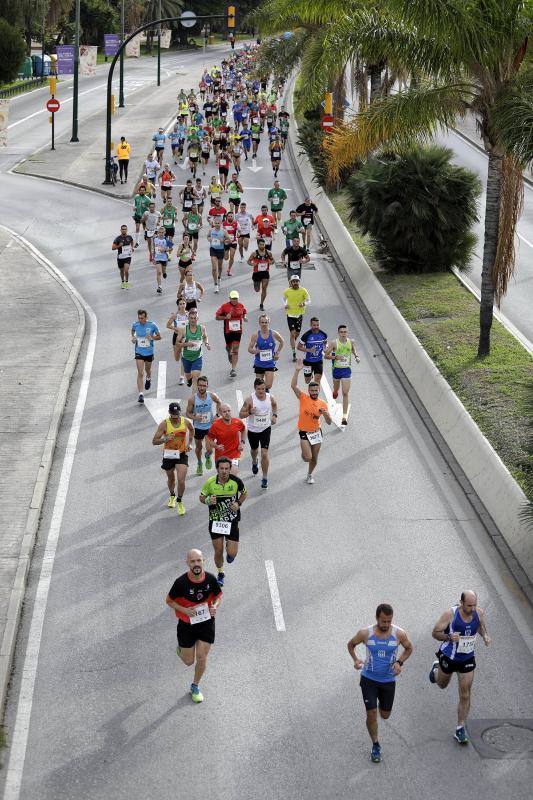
152 402 194 515
215 290 248 377
282 276 311 361
152 127 166 165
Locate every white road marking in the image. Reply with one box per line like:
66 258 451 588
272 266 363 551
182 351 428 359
320 373 345 429
247 163 263 173
236 389 243 411
157 360 167 399
144 397 181 424
265 560 286 632
2 235 97 800
7 83 107 129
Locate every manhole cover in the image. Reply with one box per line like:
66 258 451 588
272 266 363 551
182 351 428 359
468 719 533 759
482 724 533 754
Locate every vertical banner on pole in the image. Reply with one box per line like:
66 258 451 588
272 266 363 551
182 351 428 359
125 34 141 57
104 34 120 56
56 45 75 75
160 29 171 48
79 45 98 76
0 100 9 147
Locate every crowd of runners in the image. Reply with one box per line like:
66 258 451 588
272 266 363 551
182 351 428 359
112 43 491 764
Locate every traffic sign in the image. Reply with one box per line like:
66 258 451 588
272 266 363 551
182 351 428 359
322 114 334 132
47 98 60 113
180 11 197 28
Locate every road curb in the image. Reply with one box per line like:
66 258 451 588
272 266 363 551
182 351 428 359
0 226 87 719
286 88 533 590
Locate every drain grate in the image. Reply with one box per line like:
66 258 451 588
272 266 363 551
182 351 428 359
468 719 533 759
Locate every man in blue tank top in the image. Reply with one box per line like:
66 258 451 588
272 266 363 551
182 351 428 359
347 603 413 763
429 590 491 745
185 376 221 476
247 314 284 390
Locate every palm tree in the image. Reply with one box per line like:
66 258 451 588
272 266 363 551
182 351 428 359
491 66 533 168
143 0 183 51
323 0 532 356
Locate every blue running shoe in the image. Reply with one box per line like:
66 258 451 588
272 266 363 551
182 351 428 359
261 478 268 489
217 571 225 587
370 743 382 763
454 727 469 745
252 462 259 475
429 659 439 684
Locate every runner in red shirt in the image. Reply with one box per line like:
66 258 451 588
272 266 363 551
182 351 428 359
217 147 231 190
205 406 246 474
215 289 248 377
247 238 275 310
223 211 238 276
207 197 227 226
254 204 277 251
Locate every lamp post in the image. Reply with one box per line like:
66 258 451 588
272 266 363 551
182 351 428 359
70 0 80 141
157 0 161 87
119 0 125 107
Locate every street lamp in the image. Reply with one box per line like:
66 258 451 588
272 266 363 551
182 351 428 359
70 0 80 141
119 0 125 107
157 0 161 87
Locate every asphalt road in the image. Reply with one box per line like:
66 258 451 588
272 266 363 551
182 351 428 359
1 47 533 800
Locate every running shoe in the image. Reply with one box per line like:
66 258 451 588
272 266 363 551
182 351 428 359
121 281 125 289
168 495 176 509
191 684 204 703
229 368 237 377
261 478 268 489
227 269 232 276
163 271 167 279
332 390 339 399
370 743 382 763
125 281 130 289
187 379 193 387
306 474 315 484
214 284 219 293
252 463 259 475
178 376 185 385
259 303 264 310
177 501 186 516
196 462 204 476
454 727 469 745
342 418 348 426
205 454 213 470
138 393 144 404
157 286 162 294
134 242 139 249
145 378 151 391
429 659 439 684
217 571 225 587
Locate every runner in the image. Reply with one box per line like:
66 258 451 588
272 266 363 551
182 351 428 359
239 378 278 489
178 268 204 310
278 106 290 149
254 205 277 252
230 134 243 173
152 226 172 293
179 179 195 227
166 548 222 703
166 298 188 385
159 164 176 203
169 125 183 165
152 127 166 164
228 173 244 212
111 224 134 289
199 458 247 587
267 179 288 223
347 604 413 764
160 198 177 249
209 175 223 205
429 590 491 745
269 135 283 177
324 324 360 426
296 197 319 248
208 218 230 293
131 309 161 404
281 237 310 283
236 201 253 260
239 121 251 161
215 290 248 377
175 235 195 280
282 209 304 249
176 307 210 389
297 317 328 384
222 210 238 276
247 314 284 389
251 116 261 158
217 147 231 191
188 138 200 177
283 275 310 360
132 185 152 248
186 376 221 475
207 196 227 224
193 178 207 222
145 152 160 184
291 362 331 483
184 205 202 257
200 135 212 175
206 405 246 475
141 202 160 263
152 402 194 514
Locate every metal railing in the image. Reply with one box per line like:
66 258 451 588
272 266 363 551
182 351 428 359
0 76 49 100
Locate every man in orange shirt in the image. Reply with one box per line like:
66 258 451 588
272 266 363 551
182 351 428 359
206 404 246 474
253 204 277 251
291 362 332 484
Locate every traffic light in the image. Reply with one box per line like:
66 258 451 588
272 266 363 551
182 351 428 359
228 5 236 28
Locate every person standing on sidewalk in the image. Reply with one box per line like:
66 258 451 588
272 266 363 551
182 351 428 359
116 137 131 184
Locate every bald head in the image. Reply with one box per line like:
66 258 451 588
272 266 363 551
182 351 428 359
186 549 204 576
219 403 232 421
460 589 477 613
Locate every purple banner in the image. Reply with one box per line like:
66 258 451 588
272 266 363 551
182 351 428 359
104 34 120 57
56 45 75 75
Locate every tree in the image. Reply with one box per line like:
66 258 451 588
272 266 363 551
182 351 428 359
0 18 27 83
142 0 183 51
323 0 533 356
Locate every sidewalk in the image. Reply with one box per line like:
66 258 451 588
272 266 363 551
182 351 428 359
13 54 221 199
0 227 84 713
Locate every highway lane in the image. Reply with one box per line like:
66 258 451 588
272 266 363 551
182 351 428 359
1 62 533 799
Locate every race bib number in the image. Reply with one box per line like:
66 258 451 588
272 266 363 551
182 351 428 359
190 603 211 624
307 429 323 445
457 636 476 654
162 182 171 188
163 218 172 227
188 223 198 231
146 230 155 238
155 245 165 254
229 320 241 331
164 449 183 459
272 151 280 158
252 116 259 124
187 340 201 351
303 365 312 376
198 413 211 424
253 414 270 427
231 458 240 467
136 337 151 348
303 217 311 226
259 349 273 362
184 200 192 208
212 520 231 535
335 356 350 368
119 245 132 258
271 195 280 204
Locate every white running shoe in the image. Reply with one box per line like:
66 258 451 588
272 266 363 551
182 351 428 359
214 284 219 293
306 474 315 484
178 376 185 385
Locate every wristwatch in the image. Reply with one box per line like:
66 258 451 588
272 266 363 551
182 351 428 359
395 659 404 667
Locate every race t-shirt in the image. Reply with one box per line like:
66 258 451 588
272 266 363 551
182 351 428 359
283 287 310 317
268 188 287 210
132 321 159 356
113 234 134 259
216 302 247 334
167 571 222 623
297 393 328 433
299 329 328 362
200 475 246 522
207 418 245 461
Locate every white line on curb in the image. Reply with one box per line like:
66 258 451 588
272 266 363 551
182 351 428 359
3 240 97 800
157 360 167 399
264 560 286 632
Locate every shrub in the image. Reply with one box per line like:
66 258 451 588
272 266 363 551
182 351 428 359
0 19 26 85
345 145 481 273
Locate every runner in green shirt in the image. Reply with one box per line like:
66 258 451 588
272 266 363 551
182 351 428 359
160 199 177 250
185 207 202 256
282 210 304 248
132 186 152 247
267 180 288 223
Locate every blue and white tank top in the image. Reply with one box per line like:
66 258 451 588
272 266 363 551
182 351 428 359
439 606 480 662
361 625 399 683
193 392 214 431
210 228 225 250
253 329 275 369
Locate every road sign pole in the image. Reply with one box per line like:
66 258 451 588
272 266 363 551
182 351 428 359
51 111 55 150
71 0 80 142
157 0 161 87
119 0 125 107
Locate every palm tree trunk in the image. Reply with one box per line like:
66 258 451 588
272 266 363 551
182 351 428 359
369 64 382 102
478 150 503 357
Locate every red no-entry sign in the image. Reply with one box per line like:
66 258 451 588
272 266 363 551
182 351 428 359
47 98 60 113
321 114 334 132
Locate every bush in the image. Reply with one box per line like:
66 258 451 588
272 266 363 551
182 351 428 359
346 145 481 273
0 19 26 85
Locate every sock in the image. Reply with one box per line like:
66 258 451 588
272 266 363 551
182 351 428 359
191 683 199 691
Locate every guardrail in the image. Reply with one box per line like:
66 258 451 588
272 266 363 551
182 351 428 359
0 76 49 100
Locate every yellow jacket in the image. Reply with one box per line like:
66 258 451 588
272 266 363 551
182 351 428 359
117 141 131 159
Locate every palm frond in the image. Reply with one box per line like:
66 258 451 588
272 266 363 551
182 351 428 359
492 67 533 166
